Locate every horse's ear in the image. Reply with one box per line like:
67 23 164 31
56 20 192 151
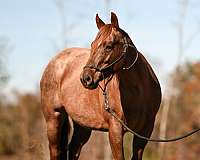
96 14 105 30
111 12 119 28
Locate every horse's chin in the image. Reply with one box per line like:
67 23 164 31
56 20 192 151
80 78 98 90
83 82 98 90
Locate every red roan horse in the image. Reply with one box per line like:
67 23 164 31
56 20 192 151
40 12 161 160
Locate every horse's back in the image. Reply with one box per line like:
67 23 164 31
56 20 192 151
40 48 90 111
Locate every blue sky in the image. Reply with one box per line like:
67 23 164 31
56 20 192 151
0 0 200 93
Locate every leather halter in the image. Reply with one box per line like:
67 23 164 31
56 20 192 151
84 37 139 73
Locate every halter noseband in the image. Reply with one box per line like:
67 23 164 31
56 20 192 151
84 37 139 73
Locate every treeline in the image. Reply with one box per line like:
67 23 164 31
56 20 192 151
0 93 48 160
143 62 200 160
159 62 200 160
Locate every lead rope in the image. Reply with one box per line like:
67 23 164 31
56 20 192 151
102 89 200 142
96 37 200 142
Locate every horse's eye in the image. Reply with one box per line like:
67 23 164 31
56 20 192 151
105 44 113 51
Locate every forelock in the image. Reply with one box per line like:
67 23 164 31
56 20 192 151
93 24 112 48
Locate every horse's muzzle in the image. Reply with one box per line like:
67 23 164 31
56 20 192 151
80 69 101 89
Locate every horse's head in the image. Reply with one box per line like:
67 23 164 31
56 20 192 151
81 12 136 89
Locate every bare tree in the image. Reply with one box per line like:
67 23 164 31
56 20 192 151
176 0 200 65
52 0 84 50
53 0 76 49
54 0 68 48
159 1 200 159
0 36 10 89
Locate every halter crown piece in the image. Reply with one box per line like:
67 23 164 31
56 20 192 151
121 37 138 70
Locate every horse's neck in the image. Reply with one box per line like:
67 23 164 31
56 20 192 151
119 48 141 87
112 49 144 102
107 53 141 98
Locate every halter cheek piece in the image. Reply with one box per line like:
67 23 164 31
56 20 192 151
84 37 139 72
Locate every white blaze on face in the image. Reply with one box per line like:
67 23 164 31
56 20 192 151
97 41 102 48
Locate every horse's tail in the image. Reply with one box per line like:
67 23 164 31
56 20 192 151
59 109 74 154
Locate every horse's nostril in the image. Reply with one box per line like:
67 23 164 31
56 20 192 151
85 75 91 82
80 72 98 89
83 74 92 85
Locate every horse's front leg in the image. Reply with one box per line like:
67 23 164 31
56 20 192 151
108 118 124 160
